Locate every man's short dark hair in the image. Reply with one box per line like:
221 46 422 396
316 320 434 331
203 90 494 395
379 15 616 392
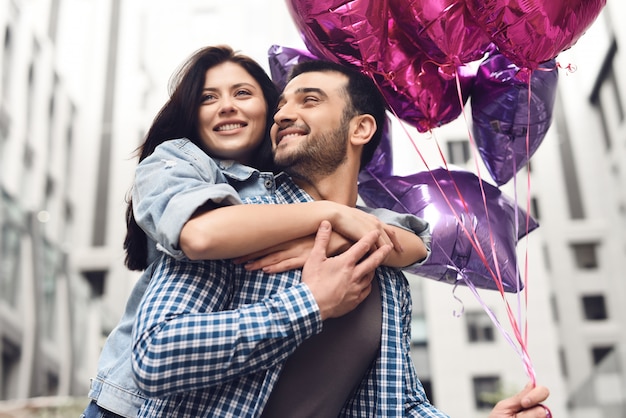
288 60 388 169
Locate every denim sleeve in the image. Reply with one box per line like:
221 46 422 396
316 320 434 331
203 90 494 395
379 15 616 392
133 139 243 260
357 206 432 268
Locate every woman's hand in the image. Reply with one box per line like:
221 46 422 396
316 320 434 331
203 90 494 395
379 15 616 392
233 232 352 273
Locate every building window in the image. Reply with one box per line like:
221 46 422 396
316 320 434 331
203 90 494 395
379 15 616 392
447 139 470 165
411 315 428 347
571 242 599 269
530 196 540 221
421 379 435 405
550 294 559 323
591 345 613 366
558 347 568 378
82 270 107 298
542 244 551 273
2 25 13 103
590 39 623 151
582 295 608 321
1 338 20 400
1 191 23 308
473 376 501 409
466 311 495 343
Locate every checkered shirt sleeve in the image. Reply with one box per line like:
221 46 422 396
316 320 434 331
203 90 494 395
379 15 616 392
132 256 322 399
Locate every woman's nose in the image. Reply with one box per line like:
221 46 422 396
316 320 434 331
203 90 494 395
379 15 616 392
219 98 236 114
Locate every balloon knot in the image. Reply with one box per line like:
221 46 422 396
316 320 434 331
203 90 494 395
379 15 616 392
557 61 577 74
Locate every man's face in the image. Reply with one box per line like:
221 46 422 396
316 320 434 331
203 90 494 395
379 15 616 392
271 71 352 178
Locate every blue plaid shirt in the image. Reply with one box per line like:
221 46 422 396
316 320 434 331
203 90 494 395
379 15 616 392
132 174 448 417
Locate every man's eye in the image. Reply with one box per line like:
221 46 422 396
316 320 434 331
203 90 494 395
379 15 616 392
303 96 319 104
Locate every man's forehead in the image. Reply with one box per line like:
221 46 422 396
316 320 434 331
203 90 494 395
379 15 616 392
283 71 347 96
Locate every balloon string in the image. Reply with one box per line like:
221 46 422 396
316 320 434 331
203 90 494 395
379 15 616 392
454 67 509 297
369 74 536 383
376 75 506 290
465 278 536 383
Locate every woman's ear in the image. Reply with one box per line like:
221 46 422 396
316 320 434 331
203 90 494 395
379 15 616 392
349 114 377 146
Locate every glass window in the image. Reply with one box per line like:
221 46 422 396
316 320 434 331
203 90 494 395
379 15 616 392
1 191 24 308
447 139 470 165
591 345 613 365
473 375 501 409
590 39 623 151
571 242 599 269
410 315 428 347
530 196 540 221
582 295 608 320
2 26 13 103
1 339 21 400
466 311 495 343
82 270 107 298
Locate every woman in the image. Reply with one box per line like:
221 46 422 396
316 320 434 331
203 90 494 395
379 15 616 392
82 45 428 418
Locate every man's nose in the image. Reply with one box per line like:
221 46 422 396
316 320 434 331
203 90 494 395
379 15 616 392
274 103 294 125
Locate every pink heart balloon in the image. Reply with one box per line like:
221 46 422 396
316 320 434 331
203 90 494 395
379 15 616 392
389 0 491 66
285 0 388 69
467 0 607 70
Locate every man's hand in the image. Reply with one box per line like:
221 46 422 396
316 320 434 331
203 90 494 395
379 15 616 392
302 220 391 320
489 383 551 418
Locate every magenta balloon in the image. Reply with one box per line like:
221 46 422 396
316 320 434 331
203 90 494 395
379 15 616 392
471 52 559 186
467 0 606 70
358 168 538 292
285 0 388 69
377 20 477 132
389 0 491 66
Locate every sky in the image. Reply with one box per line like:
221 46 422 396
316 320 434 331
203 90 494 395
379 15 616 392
140 0 307 93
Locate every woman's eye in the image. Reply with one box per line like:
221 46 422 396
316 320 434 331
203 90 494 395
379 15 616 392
235 89 252 97
201 94 216 103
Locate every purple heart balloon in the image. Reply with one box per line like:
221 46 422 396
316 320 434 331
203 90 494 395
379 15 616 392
471 52 558 186
267 44 319 90
358 167 538 292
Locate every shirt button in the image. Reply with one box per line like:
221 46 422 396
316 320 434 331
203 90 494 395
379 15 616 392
264 179 273 189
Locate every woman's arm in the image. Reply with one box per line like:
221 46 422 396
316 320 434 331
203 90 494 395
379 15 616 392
235 225 426 273
181 201 428 269
180 200 396 260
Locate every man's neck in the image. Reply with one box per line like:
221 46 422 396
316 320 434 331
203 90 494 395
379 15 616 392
291 167 359 207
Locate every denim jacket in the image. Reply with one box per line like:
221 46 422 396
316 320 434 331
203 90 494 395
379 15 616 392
87 139 276 417
87 138 430 417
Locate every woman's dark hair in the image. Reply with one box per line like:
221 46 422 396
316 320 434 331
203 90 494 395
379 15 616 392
287 60 388 170
124 45 280 271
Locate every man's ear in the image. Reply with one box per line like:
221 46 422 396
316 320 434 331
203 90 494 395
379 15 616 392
349 114 376 146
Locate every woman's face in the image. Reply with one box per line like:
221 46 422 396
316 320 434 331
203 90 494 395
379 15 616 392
197 61 268 164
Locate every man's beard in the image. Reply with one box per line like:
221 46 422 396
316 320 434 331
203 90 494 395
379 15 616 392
274 119 350 182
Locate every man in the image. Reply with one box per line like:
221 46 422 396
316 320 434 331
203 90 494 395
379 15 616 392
131 60 550 417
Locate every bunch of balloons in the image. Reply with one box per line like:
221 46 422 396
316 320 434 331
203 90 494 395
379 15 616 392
274 1 604 386
271 0 604 292
285 0 604 130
